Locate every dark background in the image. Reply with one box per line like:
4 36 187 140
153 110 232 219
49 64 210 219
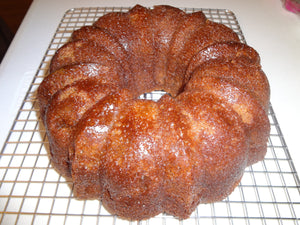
0 0 33 62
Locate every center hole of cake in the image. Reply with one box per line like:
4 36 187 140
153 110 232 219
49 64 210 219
138 90 167 102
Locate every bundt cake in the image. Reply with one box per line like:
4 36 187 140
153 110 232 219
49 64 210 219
37 5 270 220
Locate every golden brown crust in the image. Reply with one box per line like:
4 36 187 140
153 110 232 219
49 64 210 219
165 10 207 96
94 5 157 96
49 40 124 75
71 26 131 77
37 63 123 121
167 18 240 96
151 5 186 88
158 95 204 218
176 91 248 204
187 57 270 111
101 99 164 220
37 4 271 221
45 80 119 177
186 76 270 165
72 90 133 199
186 41 261 77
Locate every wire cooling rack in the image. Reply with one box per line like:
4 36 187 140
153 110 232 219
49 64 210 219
0 6 300 225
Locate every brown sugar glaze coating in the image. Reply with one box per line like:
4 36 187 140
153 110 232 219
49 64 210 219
37 4 270 220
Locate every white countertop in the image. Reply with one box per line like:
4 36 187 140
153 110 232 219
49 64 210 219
0 0 300 176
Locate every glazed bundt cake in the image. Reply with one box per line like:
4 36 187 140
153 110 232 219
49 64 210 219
38 5 270 220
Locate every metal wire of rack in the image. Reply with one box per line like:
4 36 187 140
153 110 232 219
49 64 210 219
0 6 300 225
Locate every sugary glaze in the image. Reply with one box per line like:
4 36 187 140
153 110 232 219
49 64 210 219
38 4 270 220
